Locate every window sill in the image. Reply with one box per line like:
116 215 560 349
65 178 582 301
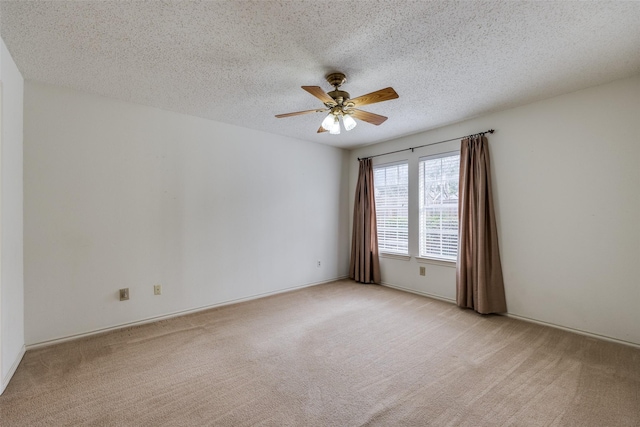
415 256 456 268
379 252 411 261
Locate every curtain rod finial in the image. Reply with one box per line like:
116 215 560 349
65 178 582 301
488 129 495 134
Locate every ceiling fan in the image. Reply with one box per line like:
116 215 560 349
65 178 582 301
275 72 399 135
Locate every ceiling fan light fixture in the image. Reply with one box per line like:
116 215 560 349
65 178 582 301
329 116 341 134
343 114 357 131
321 114 335 131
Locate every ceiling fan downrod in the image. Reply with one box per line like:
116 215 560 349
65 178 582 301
325 72 351 107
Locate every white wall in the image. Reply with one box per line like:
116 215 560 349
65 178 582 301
0 37 25 393
350 75 640 345
24 81 350 345
22 74 640 348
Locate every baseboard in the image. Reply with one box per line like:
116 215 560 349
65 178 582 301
381 282 456 304
27 276 349 351
28 276 638 352
0 345 26 395
382 281 640 349
504 313 640 349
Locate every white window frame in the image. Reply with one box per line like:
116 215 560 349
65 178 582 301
418 151 460 262
373 161 409 256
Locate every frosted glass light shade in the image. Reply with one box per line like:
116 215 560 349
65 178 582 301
329 116 340 134
321 114 335 131
343 114 357 131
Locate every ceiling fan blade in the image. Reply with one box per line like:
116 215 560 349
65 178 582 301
275 108 328 118
349 87 399 107
317 126 328 133
351 109 388 126
302 86 336 105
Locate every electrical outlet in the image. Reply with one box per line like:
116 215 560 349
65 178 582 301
419 266 426 276
317 260 321 268
154 285 162 295
119 288 129 301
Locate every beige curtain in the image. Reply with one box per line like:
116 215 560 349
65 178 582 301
456 135 507 314
349 159 381 284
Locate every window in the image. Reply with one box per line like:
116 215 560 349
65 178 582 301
374 162 408 254
419 153 460 260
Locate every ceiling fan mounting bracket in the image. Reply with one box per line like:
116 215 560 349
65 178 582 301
326 72 347 88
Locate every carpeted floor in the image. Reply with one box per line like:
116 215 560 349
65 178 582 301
1 279 639 426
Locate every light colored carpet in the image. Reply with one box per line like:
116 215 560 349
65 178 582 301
1 279 639 426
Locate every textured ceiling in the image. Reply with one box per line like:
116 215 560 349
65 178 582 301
1 1 639 149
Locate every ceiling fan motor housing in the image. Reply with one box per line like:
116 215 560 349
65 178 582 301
327 89 350 105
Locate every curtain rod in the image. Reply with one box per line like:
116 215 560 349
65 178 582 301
357 129 495 161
